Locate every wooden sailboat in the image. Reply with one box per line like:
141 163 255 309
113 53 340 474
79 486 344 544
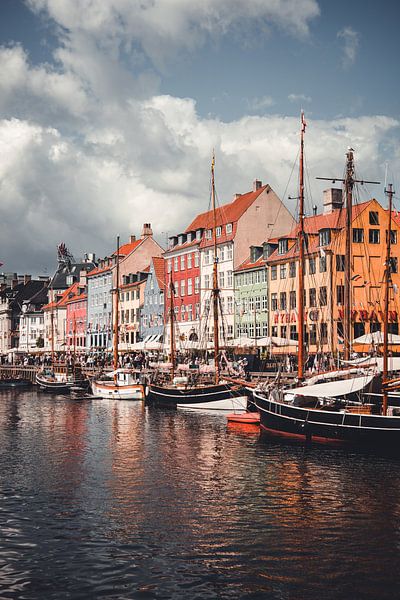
91 236 144 400
147 154 248 411
254 114 400 449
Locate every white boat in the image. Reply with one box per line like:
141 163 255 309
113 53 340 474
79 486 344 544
91 369 144 400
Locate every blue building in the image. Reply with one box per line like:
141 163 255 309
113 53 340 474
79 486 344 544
140 257 165 343
86 261 114 350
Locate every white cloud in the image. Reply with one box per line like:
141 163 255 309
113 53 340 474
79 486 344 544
337 26 359 68
247 96 275 111
0 2 398 274
288 93 312 103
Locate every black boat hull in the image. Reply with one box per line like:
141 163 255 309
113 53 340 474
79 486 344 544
147 382 248 410
254 391 400 448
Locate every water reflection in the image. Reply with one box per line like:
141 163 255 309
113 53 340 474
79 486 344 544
0 390 400 599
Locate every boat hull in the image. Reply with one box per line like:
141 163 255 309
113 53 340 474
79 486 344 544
36 373 76 393
254 391 400 448
91 380 144 400
147 383 248 412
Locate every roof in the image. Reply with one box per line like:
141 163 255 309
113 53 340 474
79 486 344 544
87 265 112 277
185 185 267 232
44 282 85 310
152 256 166 290
235 254 267 272
51 261 96 289
0 280 49 310
268 200 374 262
116 238 143 257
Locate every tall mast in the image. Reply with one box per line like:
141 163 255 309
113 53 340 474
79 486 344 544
211 152 220 384
297 112 306 381
169 274 176 380
50 288 55 367
113 235 120 383
72 313 76 377
343 149 355 361
382 183 394 416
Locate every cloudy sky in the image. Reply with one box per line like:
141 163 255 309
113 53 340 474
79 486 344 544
0 0 399 274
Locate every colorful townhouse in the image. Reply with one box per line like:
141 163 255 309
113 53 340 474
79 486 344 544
66 281 88 352
118 270 149 351
141 257 166 344
267 188 400 355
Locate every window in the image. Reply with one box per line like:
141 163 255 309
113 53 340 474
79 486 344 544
353 228 364 243
181 305 185 320
337 285 344 305
204 274 210 289
271 293 278 311
204 250 210 265
369 211 379 225
309 257 316 274
262 295 267 310
227 271 233 287
289 262 296 278
227 296 233 313
319 286 327 306
289 291 296 309
271 265 277 280
206 229 212 239
174 282 179 296
255 296 261 310
195 277 200 293
369 229 380 244
390 257 398 273
278 239 288 255
227 245 233 260
309 288 316 307
255 271 260 284
280 292 287 310
195 303 200 318
187 254 192 269
194 253 199 267
249 297 254 311
390 230 397 244
219 246 225 261
187 304 193 321
196 230 202 240
271 326 278 337
281 326 287 339
174 257 178 272
219 272 225 287
167 259 172 273
319 229 331 246
216 226 222 237
354 322 365 338
280 264 287 279
226 223 233 234
309 324 317 345
336 255 345 271
187 278 193 295
319 255 327 272
290 325 298 340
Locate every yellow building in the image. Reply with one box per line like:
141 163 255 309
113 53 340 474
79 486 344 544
267 189 400 356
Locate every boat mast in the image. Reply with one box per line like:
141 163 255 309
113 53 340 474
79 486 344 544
382 183 394 415
50 286 55 368
72 313 76 378
211 152 220 384
169 274 176 381
113 235 120 383
297 112 306 381
343 149 355 361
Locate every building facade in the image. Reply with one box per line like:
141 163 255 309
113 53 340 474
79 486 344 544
66 282 88 352
141 257 166 342
86 264 113 350
118 272 148 350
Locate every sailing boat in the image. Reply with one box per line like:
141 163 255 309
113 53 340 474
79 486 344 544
91 236 144 400
254 114 400 448
147 154 248 411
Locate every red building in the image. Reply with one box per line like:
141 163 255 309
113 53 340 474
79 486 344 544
66 282 87 352
164 229 202 341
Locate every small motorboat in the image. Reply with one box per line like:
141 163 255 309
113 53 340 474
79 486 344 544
227 411 260 424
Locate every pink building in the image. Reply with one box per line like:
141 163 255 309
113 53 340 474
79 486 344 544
66 282 87 352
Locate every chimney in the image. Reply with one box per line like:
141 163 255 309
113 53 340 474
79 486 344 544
79 270 87 286
130 235 136 243
312 205 318 217
253 179 262 192
234 193 242 200
141 223 153 239
323 188 343 214
24 274 31 284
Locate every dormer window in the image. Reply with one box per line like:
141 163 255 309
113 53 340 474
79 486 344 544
196 229 202 240
216 226 222 237
319 229 331 247
278 239 288 255
226 223 233 234
206 229 212 240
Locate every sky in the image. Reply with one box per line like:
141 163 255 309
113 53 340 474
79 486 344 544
0 0 399 274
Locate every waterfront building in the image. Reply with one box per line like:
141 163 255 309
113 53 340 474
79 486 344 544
196 180 294 345
141 257 166 343
119 270 149 350
164 231 201 343
267 189 400 356
18 282 49 352
66 280 88 353
0 276 49 353
234 245 270 341
86 262 113 351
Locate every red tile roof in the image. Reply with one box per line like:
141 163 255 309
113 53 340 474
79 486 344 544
116 238 143 257
152 256 166 290
87 265 111 277
235 254 267 272
43 282 82 310
185 185 267 232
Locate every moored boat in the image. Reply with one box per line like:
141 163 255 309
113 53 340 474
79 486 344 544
91 369 144 400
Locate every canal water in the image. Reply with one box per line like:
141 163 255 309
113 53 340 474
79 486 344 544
1 390 400 600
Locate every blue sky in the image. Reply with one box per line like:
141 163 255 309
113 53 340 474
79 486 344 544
0 0 399 273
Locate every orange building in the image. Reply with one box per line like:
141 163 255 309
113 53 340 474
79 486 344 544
267 189 400 356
